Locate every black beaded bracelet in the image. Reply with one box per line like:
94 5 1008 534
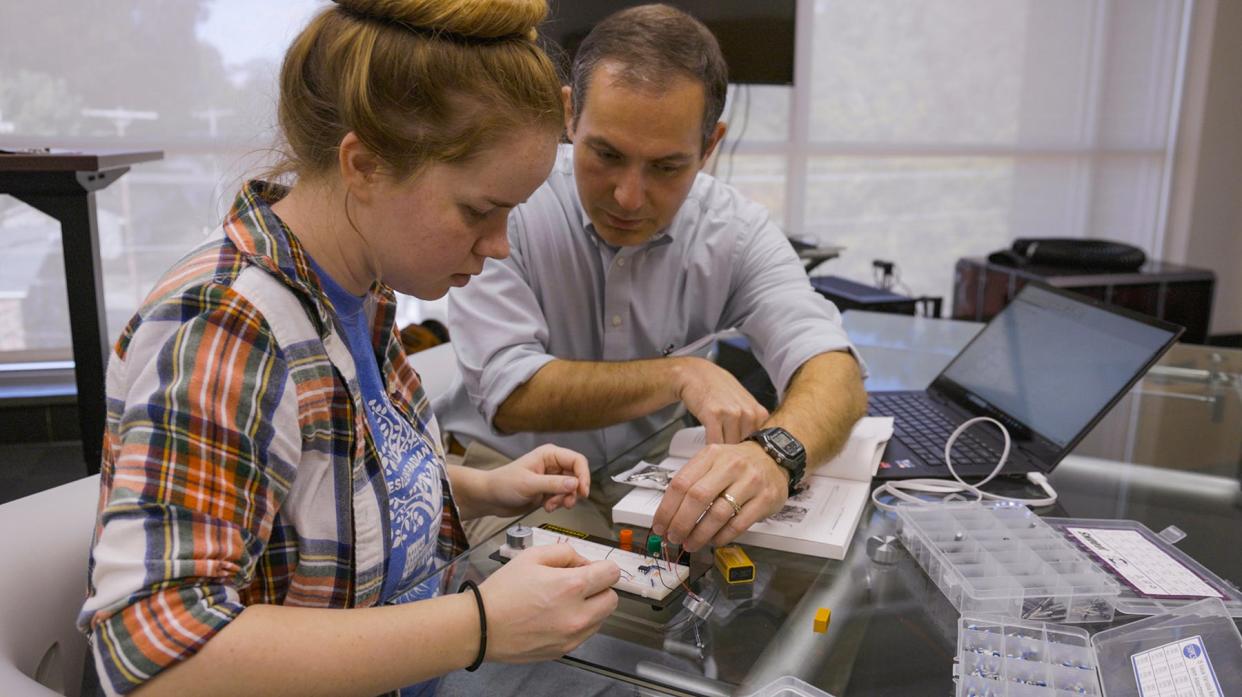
458 580 487 672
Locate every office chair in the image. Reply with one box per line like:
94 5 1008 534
0 474 99 696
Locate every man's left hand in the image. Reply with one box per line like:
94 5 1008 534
651 441 788 551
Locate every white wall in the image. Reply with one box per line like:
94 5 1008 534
1166 0 1242 335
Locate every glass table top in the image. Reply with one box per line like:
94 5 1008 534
430 311 1242 696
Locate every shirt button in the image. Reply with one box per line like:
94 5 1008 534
611 315 623 327
617 257 626 267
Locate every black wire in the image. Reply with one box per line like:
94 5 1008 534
724 84 751 184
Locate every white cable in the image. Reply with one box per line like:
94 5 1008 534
870 416 1059 513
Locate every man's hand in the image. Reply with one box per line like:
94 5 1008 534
651 440 788 551
673 357 769 444
475 444 591 518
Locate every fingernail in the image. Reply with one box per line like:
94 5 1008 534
564 478 577 491
652 525 665 536
667 533 680 544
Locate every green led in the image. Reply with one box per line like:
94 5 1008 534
646 534 662 556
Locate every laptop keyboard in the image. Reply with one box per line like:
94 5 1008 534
868 393 1002 469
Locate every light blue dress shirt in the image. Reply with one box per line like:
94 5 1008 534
435 145 861 467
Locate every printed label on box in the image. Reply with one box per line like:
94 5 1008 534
1131 635 1223 697
1065 527 1224 599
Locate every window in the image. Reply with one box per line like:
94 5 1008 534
715 0 1190 303
0 0 1192 366
0 0 328 365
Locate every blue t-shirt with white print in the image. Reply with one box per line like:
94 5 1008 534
309 255 444 697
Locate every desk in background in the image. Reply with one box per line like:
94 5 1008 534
0 150 163 475
953 256 1216 343
790 239 844 274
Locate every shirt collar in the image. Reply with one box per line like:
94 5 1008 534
222 180 396 336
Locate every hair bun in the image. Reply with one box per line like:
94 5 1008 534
333 0 546 40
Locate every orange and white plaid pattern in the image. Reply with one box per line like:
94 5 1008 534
78 181 468 696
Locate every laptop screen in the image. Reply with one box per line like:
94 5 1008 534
938 285 1181 448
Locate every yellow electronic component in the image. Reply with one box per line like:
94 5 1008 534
814 607 831 634
714 545 756 585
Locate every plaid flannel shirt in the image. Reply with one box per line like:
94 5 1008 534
78 181 469 696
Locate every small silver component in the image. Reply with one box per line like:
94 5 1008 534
506 524 533 551
866 534 902 564
682 591 713 621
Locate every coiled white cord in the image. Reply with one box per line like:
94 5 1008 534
870 416 1059 513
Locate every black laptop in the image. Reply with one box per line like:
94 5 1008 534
869 283 1183 480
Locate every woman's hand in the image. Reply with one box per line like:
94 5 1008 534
480 543 620 663
468 444 591 518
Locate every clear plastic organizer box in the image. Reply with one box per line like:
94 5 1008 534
954 598 1242 697
1042 516 1242 618
897 502 1121 623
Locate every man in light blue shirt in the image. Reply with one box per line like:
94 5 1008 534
437 4 867 552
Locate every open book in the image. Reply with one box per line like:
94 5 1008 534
611 417 893 560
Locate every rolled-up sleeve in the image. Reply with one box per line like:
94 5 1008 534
78 284 300 696
722 216 867 397
447 212 557 432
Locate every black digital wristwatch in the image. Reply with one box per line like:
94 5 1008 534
746 427 807 498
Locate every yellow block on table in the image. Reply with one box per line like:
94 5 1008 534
813 607 831 633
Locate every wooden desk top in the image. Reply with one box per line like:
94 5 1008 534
0 149 164 172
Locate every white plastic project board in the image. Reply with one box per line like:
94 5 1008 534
497 525 689 601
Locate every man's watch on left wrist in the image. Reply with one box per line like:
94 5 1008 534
746 427 807 498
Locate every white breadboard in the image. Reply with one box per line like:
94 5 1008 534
497 526 690 601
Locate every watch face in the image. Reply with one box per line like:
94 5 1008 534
751 428 805 469
764 428 804 462
772 431 796 451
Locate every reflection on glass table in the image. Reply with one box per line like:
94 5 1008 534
428 310 1241 696
1076 343 1242 479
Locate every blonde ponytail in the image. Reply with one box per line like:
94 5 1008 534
334 0 547 40
273 0 561 181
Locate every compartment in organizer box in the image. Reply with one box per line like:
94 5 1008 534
896 502 1121 624
956 615 1099 697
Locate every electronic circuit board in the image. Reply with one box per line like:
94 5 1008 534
494 523 694 606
